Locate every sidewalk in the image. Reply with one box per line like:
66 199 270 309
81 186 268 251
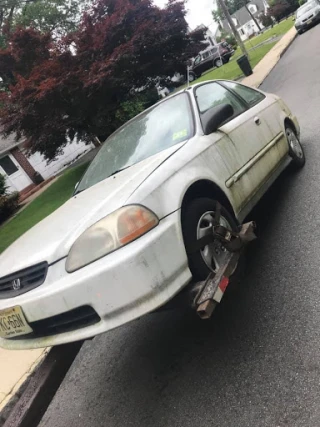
0 347 47 411
242 26 297 88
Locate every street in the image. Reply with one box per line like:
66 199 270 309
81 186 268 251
40 26 320 427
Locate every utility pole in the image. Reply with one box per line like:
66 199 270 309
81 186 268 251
245 4 262 31
217 0 249 57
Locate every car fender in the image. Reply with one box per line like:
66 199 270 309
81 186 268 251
127 133 238 220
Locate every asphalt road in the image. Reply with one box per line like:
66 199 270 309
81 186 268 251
40 26 320 427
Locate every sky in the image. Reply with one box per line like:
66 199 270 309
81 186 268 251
153 0 218 31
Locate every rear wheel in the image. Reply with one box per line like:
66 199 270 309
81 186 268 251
286 126 305 169
214 58 223 68
182 198 238 280
188 71 196 82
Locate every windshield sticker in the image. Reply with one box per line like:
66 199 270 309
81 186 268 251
172 129 188 141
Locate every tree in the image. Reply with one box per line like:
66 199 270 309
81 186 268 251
268 0 291 21
0 0 88 47
0 0 206 160
258 12 273 27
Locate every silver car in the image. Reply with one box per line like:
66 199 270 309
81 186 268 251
295 0 320 34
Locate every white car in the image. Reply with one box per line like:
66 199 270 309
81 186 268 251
0 80 304 349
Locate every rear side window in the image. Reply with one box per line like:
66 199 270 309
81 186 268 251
195 82 246 118
223 81 265 107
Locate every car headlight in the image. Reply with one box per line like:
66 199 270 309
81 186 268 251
66 205 159 272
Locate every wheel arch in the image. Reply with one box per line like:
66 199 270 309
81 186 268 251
284 117 297 134
181 179 236 220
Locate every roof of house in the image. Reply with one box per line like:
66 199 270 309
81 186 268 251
221 0 267 31
0 133 21 156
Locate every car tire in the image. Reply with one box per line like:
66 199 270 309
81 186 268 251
182 197 238 281
286 126 305 169
214 58 223 68
188 71 196 82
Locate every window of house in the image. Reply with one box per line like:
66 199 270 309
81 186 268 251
223 81 265 107
0 155 18 176
248 4 257 13
195 82 246 119
240 28 245 35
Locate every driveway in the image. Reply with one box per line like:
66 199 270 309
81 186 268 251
40 25 320 427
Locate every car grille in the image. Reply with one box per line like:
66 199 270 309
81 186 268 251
302 14 313 22
9 306 100 339
0 262 48 299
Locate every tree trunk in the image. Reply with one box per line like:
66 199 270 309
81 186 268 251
218 0 248 57
245 4 262 31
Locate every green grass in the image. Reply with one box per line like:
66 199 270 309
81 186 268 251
243 18 294 50
181 18 294 87
195 41 277 82
0 163 88 254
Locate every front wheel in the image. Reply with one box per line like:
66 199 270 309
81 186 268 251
286 126 305 169
182 198 238 280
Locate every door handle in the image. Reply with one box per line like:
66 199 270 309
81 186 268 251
254 116 261 125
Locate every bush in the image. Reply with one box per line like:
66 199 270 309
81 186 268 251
0 192 19 223
299 0 306 5
0 174 8 196
258 13 274 27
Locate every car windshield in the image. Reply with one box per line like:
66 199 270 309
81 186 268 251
76 93 193 193
297 1 317 17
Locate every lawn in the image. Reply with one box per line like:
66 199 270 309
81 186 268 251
196 41 277 82
185 18 294 85
0 163 88 254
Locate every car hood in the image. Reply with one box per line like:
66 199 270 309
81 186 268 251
0 144 184 277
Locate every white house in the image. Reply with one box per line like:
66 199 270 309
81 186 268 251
0 134 95 195
221 0 269 41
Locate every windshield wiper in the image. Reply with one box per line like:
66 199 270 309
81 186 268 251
109 165 131 177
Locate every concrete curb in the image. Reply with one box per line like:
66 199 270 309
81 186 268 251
242 26 297 88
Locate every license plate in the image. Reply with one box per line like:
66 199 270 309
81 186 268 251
0 306 33 338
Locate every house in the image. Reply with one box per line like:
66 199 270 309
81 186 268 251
0 134 94 195
221 0 269 41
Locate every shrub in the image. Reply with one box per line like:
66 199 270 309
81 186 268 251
0 174 8 196
258 13 274 27
299 0 306 5
0 191 19 223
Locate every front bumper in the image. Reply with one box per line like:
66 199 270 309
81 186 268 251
0 211 192 349
296 14 320 31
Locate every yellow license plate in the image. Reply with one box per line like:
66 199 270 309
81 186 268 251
0 306 33 338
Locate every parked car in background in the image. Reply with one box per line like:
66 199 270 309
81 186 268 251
295 0 320 34
0 80 304 350
189 43 234 82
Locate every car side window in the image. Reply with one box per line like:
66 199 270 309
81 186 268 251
202 52 209 59
223 81 265 107
194 55 201 65
195 82 246 118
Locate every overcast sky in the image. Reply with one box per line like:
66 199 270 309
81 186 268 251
153 0 218 30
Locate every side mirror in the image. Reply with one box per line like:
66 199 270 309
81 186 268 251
201 104 234 135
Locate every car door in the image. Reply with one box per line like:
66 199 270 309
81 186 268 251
222 81 288 180
194 81 276 214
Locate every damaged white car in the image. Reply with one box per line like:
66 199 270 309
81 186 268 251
0 80 304 349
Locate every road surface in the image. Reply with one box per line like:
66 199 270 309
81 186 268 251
40 26 320 427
